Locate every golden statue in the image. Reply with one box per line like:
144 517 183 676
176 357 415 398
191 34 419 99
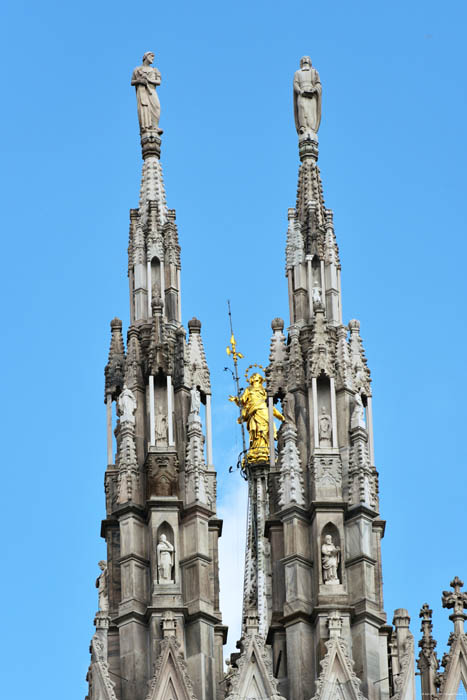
229 370 284 464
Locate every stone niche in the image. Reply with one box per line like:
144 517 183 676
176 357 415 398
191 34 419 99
319 521 345 595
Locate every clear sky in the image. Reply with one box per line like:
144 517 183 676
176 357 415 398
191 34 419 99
0 1 466 697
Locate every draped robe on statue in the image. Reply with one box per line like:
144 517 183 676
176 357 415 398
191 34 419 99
293 65 322 136
131 64 161 131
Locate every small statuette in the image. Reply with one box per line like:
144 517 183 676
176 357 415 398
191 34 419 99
157 534 174 584
190 386 201 415
318 406 332 447
321 535 340 585
351 391 366 430
131 51 162 134
118 384 136 424
293 56 322 138
96 560 109 612
312 283 322 309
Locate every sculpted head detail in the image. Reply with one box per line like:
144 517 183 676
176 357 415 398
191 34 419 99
159 534 167 543
300 56 312 69
142 51 155 65
249 372 264 388
324 535 333 544
98 560 106 571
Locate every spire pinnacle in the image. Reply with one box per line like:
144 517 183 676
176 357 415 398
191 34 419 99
442 577 467 635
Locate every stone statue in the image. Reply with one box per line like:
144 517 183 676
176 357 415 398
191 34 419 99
312 283 322 308
118 385 136 424
131 51 162 133
283 391 296 425
155 414 167 443
190 386 201 415
351 391 366 430
157 534 174 584
229 372 284 463
96 560 109 612
318 406 332 447
293 56 322 137
321 535 340 584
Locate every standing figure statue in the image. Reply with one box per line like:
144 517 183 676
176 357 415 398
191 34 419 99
351 391 366 430
96 560 109 612
118 384 137 424
229 372 284 463
131 51 162 133
293 56 322 138
318 406 332 447
157 534 174 584
190 386 201 415
321 535 340 585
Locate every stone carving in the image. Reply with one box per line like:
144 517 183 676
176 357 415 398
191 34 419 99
131 51 162 133
311 612 366 700
117 384 136 424
293 56 322 137
351 391 366 430
157 534 174 584
282 391 296 425
155 412 167 444
224 627 286 700
312 283 323 309
144 634 198 700
321 535 340 585
278 423 305 507
312 456 343 499
190 386 201 414
319 407 332 447
96 560 109 612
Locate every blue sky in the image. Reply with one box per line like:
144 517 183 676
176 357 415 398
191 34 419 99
0 0 466 697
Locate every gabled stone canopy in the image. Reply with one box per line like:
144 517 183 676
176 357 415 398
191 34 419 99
311 613 367 700
225 625 286 700
145 635 198 700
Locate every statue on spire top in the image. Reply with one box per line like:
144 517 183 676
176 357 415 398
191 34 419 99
293 56 322 139
131 51 162 134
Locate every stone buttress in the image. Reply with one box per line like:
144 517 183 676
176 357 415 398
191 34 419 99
86 107 226 700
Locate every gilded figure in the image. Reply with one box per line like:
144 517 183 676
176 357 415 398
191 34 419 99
229 372 284 463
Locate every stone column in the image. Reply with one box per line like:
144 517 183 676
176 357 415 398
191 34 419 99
149 376 155 446
147 259 152 317
268 397 275 468
330 377 338 449
306 255 313 319
106 393 113 465
312 378 319 448
205 394 213 467
167 375 174 446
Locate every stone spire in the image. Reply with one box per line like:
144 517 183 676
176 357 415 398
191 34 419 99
86 56 225 700
248 57 410 700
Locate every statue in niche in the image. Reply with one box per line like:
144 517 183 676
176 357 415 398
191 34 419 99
312 283 322 308
96 560 109 612
190 386 201 415
155 401 167 444
321 535 340 585
318 406 332 447
351 391 366 430
157 534 174 584
118 385 136 424
230 371 284 464
293 56 322 137
131 51 162 133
